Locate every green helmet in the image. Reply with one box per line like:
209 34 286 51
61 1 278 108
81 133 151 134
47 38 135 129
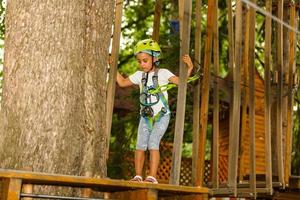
134 39 162 58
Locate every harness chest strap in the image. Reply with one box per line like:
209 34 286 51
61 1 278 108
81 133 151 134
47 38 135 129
141 69 169 110
151 69 169 110
141 69 169 128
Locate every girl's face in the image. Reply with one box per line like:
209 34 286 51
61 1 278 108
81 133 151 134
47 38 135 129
136 52 155 73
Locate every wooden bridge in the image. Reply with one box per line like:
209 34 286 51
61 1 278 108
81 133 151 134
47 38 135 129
1 169 300 199
0 169 209 200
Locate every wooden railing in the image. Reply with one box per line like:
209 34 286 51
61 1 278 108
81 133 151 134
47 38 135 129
0 169 210 200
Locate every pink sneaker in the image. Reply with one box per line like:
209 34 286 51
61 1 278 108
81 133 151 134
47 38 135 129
130 175 143 182
144 176 158 184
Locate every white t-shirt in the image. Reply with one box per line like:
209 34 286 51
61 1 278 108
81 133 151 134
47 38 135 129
129 68 175 116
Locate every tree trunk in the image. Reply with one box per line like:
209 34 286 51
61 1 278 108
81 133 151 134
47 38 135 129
0 0 114 178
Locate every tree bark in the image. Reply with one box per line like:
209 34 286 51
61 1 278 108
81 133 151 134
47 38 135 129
0 0 114 178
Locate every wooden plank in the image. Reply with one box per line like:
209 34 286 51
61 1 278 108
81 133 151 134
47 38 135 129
248 0 256 197
239 4 250 181
170 0 192 185
106 0 123 157
22 182 33 200
237 181 279 188
2 178 22 200
284 4 297 186
228 0 242 194
196 0 215 187
152 0 162 42
276 0 284 185
192 0 202 186
147 189 158 200
81 188 92 198
154 194 209 200
0 169 210 194
212 0 219 189
175 194 209 200
236 187 272 196
273 191 300 200
113 189 157 200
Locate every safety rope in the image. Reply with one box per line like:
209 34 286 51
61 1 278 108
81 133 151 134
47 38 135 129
241 0 300 35
148 74 200 94
150 56 299 96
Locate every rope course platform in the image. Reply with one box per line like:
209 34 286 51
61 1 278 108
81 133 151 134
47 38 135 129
0 169 210 200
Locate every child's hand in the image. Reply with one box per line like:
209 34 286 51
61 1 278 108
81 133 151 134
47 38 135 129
182 54 193 69
183 55 194 78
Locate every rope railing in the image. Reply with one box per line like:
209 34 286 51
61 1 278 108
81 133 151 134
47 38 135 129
241 0 300 35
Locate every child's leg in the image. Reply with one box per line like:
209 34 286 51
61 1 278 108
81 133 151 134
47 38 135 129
148 150 160 177
135 150 145 176
134 117 151 178
148 114 170 178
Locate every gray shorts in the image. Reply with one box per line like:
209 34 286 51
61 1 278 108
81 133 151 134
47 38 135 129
136 114 170 151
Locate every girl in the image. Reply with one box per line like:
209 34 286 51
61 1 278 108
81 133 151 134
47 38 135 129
116 39 193 183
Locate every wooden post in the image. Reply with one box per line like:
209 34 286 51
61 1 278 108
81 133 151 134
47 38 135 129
228 0 242 195
226 1 235 183
152 0 162 42
192 0 202 186
248 0 256 197
227 0 236 187
106 0 123 157
212 0 219 189
22 167 33 200
196 0 215 187
226 0 234 79
284 4 297 186
2 178 22 200
22 182 33 200
239 3 250 182
169 0 192 185
276 0 285 185
264 0 273 194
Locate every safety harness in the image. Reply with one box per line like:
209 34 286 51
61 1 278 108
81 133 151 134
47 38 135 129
140 69 169 129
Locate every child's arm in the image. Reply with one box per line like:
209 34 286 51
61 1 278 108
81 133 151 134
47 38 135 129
116 71 134 87
168 54 194 85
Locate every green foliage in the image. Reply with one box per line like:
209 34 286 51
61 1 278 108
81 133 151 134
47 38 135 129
118 0 156 74
292 103 300 175
0 0 5 41
108 112 139 179
292 63 300 175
